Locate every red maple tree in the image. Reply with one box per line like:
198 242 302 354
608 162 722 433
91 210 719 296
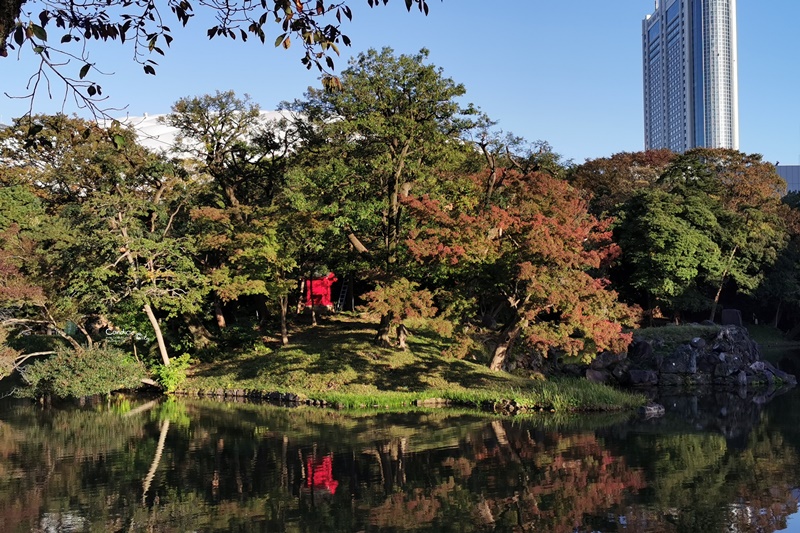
404 170 638 370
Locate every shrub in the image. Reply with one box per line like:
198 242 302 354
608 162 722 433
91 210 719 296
154 353 192 393
18 346 147 399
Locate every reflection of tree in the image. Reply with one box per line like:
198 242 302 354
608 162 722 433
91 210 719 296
1 398 800 531
617 418 800 533
462 428 648 532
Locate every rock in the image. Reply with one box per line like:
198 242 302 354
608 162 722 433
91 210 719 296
713 326 760 364
714 362 739 377
661 344 697 374
638 402 666 418
415 398 449 407
611 360 632 383
659 373 684 387
629 339 654 360
590 351 625 370
690 337 707 349
737 370 748 387
629 369 659 386
585 369 609 384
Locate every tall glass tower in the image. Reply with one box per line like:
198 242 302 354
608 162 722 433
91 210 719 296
642 0 739 152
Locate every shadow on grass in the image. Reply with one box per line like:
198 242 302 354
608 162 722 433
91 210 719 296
188 314 516 392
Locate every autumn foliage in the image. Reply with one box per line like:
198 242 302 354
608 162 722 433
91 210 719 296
404 170 638 368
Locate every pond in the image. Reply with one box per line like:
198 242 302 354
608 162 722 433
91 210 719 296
1 387 800 532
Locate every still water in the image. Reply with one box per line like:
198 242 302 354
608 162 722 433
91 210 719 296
1 387 800 532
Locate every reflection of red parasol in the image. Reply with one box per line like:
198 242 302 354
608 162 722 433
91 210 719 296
305 455 338 494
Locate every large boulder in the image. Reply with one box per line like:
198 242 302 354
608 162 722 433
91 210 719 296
660 344 697 374
605 325 795 392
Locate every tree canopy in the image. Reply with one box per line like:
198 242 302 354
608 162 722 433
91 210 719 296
613 148 790 321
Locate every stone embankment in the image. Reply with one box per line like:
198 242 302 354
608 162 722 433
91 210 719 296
584 325 797 390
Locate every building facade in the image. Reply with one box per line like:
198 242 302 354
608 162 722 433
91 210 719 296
777 165 800 193
642 0 739 152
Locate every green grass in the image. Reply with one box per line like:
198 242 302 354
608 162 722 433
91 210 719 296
184 314 646 413
633 324 722 357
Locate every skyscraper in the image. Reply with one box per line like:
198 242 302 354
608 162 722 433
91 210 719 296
642 0 739 152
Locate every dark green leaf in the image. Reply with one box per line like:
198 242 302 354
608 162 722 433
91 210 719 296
31 24 47 41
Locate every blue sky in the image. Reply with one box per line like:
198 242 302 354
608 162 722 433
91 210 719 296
2 1 798 165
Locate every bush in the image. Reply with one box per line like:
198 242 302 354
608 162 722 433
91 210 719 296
18 346 148 399
154 353 192 392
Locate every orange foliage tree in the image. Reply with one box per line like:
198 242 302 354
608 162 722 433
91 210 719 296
404 170 638 371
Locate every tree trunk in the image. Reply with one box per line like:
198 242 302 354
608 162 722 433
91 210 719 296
183 315 215 350
710 245 738 322
375 312 394 347
143 303 171 366
489 320 522 372
75 322 93 348
255 294 270 333
349 274 356 312
296 279 305 314
0 0 25 57
214 296 227 329
280 295 289 346
396 323 409 351
773 299 782 329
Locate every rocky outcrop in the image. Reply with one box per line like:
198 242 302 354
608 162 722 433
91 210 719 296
583 325 797 390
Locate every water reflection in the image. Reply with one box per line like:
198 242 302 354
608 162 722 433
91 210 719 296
0 389 798 532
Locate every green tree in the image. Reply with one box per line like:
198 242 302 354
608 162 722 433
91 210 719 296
163 90 314 343
614 187 722 320
284 47 478 344
614 149 789 321
0 114 207 367
661 149 788 321
754 192 800 329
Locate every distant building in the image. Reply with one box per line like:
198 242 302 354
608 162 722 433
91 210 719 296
642 0 739 152
777 165 800 193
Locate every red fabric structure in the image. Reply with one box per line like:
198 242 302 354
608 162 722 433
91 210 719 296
305 272 337 308
305 455 338 494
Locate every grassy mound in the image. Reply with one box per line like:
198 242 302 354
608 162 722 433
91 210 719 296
184 314 645 413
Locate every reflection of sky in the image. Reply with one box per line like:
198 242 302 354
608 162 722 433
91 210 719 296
783 489 800 532
784 514 800 532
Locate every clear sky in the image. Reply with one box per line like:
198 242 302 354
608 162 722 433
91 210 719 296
2 1 798 166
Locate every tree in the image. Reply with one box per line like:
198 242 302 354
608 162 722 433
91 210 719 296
404 170 638 371
0 114 207 367
2 0 435 117
163 90 307 340
660 149 788 321
613 187 723 320
284 47 478 345
614 149 789 322
567 149 676 217
752 192 800 329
